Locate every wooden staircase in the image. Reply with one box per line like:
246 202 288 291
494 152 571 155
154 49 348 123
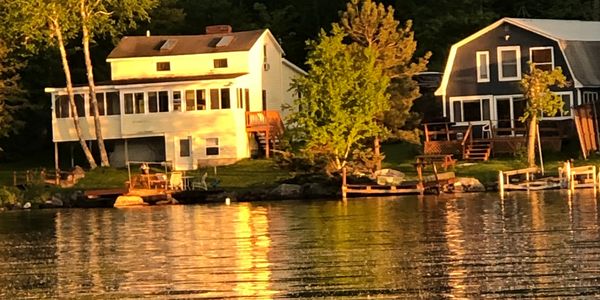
461 123 491 161
245 111 284 158
463 140 492 161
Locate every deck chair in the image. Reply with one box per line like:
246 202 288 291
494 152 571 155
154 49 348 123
169 171 183 190
192 172 208 190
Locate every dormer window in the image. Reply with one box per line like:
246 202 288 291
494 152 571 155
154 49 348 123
214 59 228 68
157 62 170 71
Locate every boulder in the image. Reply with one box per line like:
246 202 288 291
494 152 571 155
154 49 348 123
302 182 337 198
454 177 486 192
23 202 31 209
269 183 302 199
374 169 405 186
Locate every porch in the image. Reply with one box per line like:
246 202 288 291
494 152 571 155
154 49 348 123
245 110 284 158
423 120 568 161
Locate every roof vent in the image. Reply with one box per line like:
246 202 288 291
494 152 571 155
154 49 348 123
160 39 177 51
206 25 232 34
216 36 234 47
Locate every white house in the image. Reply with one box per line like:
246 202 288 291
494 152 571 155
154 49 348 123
45 25 305 170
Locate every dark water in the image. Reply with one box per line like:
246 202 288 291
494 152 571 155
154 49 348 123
1 190 600 298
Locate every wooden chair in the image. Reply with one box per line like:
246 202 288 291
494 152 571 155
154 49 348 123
169 172 183 190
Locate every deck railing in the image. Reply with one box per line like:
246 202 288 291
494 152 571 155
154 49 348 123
461 123 473 156
245 110 284 134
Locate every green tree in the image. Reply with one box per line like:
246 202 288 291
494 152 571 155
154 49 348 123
339 0 430 169
288 27 390 174
519 62 568 167
79 0 158 167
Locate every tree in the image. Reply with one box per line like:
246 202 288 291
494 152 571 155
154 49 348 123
519 62 568 167
339 0 430 169
288 27 390 174
78 0 158 167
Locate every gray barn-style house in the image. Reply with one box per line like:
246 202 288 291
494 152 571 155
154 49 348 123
427 18 600 160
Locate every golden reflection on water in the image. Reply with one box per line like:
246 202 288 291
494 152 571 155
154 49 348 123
443 199 468 298
233 203 276 298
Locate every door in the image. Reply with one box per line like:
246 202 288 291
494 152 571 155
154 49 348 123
496 97 512 135
174 136 193 170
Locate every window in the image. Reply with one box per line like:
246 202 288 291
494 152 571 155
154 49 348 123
221 88 230 109
179 138 190 157
530 47 553 72
213 59 228 68
543 92 572 118
90 93 105 116
106 92 120 115
124 92 144 114
156 62 170 71
55 95 70 118
210 89 220 109
74 94 85 117
184 89 206 111
206 138 219 156
262 90 267 110
476 51 490 82
450 98 491 122
148 91 169 113
497 46 521 81
173 91 182 111
583 91 599 104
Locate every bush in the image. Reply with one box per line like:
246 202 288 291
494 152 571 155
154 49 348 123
0 186 23 207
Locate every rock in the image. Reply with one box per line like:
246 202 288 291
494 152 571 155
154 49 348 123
454 177 486 192
72 166 85 182
43 195 64 208
374 169 405 186
302 182 337 198
269 183 302 199
23 202 31 209
13 202 22 209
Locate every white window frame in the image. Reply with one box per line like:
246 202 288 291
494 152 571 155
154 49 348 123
476 51 490 83
529 47 554 71
497 46 521 81
449 95 493 124
542 91 573 120
205 138 219 156
583 91 599 104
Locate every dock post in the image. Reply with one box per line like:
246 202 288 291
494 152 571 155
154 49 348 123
498 171 504 199
342 167 347 200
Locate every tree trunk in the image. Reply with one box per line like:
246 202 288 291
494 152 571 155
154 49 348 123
527 114 537 167
52 20 97 169
81 2 109 167
374 136 381 171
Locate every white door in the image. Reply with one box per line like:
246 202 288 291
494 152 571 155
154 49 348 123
174 136 193 170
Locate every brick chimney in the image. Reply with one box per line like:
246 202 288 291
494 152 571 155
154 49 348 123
205 25 233 34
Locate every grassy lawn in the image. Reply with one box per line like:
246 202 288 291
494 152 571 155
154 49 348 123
3 142 600 189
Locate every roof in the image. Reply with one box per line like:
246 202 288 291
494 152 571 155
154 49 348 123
508 18 600 41
107 29 273 60
45 73 247 92
436 18 600 96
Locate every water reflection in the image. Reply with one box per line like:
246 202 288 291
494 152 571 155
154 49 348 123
1 190 600 298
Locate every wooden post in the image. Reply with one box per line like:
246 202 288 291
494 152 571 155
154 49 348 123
445 123 451 141
13 171 16 186
424 124 430 142
498 171 504 199
342 167 347 200
124 139 129 165
265 129 270 158
54 142 59 173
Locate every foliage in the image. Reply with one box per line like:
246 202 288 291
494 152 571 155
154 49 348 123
519 62 569 122
519 62 568 167
0 186 23 207
288 27 390 174
340 0 430 142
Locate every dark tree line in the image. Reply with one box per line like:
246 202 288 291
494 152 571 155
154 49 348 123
1 0 598 161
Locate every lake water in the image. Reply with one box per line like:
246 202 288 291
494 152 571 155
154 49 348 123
1 190 600 298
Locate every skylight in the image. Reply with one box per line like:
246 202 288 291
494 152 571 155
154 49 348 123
160 39 177 51
216 36 234 47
